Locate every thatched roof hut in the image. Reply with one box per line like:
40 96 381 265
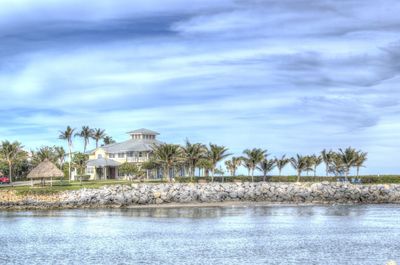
27 159 64 186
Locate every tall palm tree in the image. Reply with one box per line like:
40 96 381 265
275 155 289 176
151 144 183 182
75 126 94 153
207 144 231 182
290 154 310 182
242 148 267 181
224 156 241 177
0 141 26 183
304 156 315 176
257 158 276 181
182 140 207 180
59 126 75 181
103 136 116 145
338 147 358 180
92 128 106 148
354 151 368 177
321 149 333 177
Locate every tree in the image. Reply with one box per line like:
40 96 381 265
257 158 276 181
304 156 314 176
103 136 116 145
119 162 141 181
31 146 58 166
54 146 66 169
225 156 241 176
310 155 323 177
328 152 345 177
151 144 183 182
182 140 207 181
92 128 106 148
354 151 368 177
59 126 75 181
338 147 358 180
75 126 93 153
290 154 311 182
275 155 289 176
321 149 333 177
0 141 26 183
242 148 267 181
207 144 231 182
197 158 213 177
72 152 89 185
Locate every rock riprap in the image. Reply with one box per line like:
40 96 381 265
1 182 400 209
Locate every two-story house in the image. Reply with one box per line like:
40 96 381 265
83 128 162 180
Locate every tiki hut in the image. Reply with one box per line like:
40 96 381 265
27 159 64 186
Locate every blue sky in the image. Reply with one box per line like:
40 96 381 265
1 0 400 175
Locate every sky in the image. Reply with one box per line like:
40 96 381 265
0 0 400 175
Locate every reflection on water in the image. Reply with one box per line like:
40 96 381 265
0 205 399 265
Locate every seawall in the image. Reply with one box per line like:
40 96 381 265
1 182 400 209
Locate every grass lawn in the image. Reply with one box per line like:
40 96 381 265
0 179 165 196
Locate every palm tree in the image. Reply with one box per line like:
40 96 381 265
207 144 231 182
241 157 252 176
242 148 267 181
151 144 183 182
354 151 368 177
257 158 276 181
321 149 333 177
224 156 241 176
72 152 89 186
338 147 358 180
75 126 94 153
103 136 116 145
311 155 323 177
59 126 75 181
0 141 26 183
182 140 207 181
54 146 66 169
31 146 58 166
290 154 310 182
92 128 106 148
275 155 289 176
197 158 213 177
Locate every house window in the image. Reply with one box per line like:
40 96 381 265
118 153 125 158
127 152 134 157
86 167 94 174
97 154 103 159
139 152 143 158
109 153 115 158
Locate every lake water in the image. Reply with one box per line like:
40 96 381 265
0 204 399 265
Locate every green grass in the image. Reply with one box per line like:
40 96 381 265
0 179 166 196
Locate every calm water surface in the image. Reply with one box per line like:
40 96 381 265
0 204 399 265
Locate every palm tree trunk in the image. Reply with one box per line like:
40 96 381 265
8 162 12 183
356 167 360 177
211 168 215 182
325 164 329 177
279 168 282 176
263 172 266 182
251 169 254 182
314 166 317 177
68 145 72 182
297 171 300 182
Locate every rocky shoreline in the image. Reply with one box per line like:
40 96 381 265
1 182 400 210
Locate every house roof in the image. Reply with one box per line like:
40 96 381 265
87 158 121 167
127 128 160 135
101 138 162 153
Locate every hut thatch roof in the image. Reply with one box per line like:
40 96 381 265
27 159 64 179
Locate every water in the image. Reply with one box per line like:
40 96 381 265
0 205 399 265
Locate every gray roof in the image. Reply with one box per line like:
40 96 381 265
127 128 160 135
101 138 162 153
87 158 121 167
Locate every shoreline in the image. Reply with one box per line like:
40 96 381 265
1 182 400 211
